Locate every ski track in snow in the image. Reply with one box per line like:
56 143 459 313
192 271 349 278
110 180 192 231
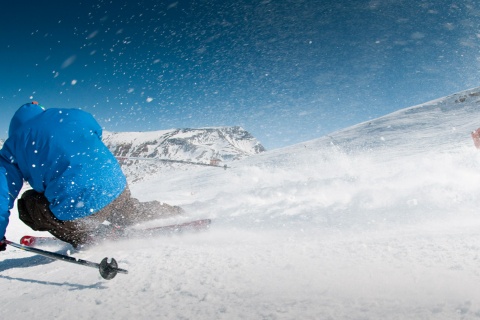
2 90 480 319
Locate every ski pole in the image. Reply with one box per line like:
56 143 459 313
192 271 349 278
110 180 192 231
116 156 229 169
5 239 128 280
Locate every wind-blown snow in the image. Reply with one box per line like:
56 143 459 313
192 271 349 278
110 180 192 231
2 88 480 319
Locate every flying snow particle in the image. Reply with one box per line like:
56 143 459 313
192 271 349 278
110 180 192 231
167 2 178 9
411 32 425 40
86 30 99 40
445 23 455 31
71 80 77 85
146 97 154 103
61 55 77 69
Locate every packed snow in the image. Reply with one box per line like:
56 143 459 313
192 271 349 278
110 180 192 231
3 88 480 319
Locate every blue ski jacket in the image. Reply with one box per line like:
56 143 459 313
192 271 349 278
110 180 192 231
0 103 127 238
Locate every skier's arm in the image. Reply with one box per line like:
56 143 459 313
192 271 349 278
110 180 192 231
0 153 24 241
0 167 11 240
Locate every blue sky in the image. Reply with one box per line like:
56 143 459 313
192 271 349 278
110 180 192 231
1 0 480 149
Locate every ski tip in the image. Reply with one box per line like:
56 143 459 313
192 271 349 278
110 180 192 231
20 235 36 246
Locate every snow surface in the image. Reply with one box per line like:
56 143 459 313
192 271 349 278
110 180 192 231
3 88 480 319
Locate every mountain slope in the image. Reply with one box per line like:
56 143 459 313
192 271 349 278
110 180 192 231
324 87 480 154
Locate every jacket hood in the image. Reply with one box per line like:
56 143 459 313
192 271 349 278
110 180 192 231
9 102 45 137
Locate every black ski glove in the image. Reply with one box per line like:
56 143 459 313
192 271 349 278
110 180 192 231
0 237 6 252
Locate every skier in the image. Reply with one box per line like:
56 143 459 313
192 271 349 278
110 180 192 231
0 102 183 250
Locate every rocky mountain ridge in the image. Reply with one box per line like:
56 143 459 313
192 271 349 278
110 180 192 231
102 126 265 181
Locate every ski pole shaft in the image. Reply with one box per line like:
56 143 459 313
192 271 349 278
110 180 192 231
116 156 229 169
5 240 128 280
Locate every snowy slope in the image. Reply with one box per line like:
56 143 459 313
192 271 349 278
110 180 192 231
3 87 480 319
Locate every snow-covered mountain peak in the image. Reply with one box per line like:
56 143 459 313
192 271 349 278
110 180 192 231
102 126 265 181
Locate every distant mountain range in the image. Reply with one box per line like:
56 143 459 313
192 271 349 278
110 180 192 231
102 126 266 181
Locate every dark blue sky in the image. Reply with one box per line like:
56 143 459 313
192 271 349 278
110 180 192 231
1 0 479 149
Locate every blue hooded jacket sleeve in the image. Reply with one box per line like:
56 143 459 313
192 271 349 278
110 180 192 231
0 167 10 238
0 162 23 238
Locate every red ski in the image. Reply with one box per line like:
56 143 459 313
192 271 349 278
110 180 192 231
20 218 212 248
